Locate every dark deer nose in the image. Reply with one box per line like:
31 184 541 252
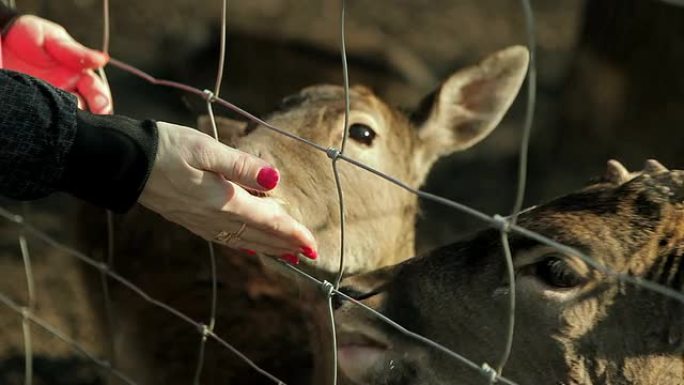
333 286 360 310
333 286 386 310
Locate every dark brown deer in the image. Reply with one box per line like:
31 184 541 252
334 160 684 385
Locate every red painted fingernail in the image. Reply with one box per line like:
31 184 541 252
281 253 299 265
240 248 256 256
300 246 318 260
257 167 280 190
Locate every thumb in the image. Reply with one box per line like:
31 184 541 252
194 138 280 192
44 36 108 70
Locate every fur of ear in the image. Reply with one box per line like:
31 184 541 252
196 115 249 145
413 45 529 173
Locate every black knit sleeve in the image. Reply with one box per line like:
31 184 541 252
0 70 158 213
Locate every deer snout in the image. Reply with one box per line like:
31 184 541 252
334 285 387 312
334 264 399 313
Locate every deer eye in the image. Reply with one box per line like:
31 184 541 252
534 256 586 289
348 123 377 146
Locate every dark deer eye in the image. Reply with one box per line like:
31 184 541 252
534 256 586 289
348 123 377 146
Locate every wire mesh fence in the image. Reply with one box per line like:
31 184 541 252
1 1 683 385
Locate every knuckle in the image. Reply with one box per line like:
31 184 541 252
191 140 215 169
267 214 285 234
230 153 259 182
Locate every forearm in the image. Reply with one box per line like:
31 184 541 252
0 70 158 212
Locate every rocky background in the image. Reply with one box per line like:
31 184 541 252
1 0 683 384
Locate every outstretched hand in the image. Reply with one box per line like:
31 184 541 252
2 15 112 114
139 122 318 264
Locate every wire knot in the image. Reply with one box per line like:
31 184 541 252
480 362 498 383
326 147 341 161
202 89 217 103
492 214 511 233
320 280 335 298
199 323 211 338
21 306 30 319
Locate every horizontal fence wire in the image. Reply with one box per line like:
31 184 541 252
0 207 287 385
0 292 136 385
282 264 520 385
0 201 519 385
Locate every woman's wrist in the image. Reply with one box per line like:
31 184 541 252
59 110 158 213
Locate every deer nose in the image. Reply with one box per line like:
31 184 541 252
333 286 358 310
333 286 386 310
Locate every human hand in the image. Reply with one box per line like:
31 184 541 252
139 122 318 263
2 15 112 114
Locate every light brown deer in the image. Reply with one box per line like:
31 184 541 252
334 160 684 385
76 46 529 384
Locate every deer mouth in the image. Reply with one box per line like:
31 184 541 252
337 329 390 382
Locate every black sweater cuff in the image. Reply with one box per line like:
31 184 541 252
59 111 158 213
0 2 19 34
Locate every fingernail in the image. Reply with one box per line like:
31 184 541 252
93 94 108 110
257 167 280 190
300 246 318 260
281 253 299 265
240 248 256 256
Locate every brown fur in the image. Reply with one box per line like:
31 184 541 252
74 46 529 384
334 160 684 385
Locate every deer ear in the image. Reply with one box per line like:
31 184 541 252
413 46 529 171
197 115 249 145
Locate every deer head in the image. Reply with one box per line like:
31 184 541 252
334 160 684 385
199 46 530 273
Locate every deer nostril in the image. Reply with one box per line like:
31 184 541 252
334 286 386 310
332 293 345 310
333 286 362 310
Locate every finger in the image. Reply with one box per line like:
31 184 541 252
44 35 108 71
229 224 315 258
192 139 281 192
73 93 86 110
76 71 112 114
217 238 293 258
225 185 318 254
225 239 303 265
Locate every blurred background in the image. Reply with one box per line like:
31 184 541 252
1 0 683 383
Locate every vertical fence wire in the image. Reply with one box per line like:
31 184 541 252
98 0 117 382
0 292 136 385
19 203 34 385
493 0 538 378
321 1 353 384
0 207 288 384
193 1 227 382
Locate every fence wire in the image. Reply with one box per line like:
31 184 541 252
2 1 684 385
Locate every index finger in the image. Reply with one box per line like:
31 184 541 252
44 35 109 71
192 138 281 192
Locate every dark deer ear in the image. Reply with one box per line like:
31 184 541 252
413 46 529 175
197 115 249 145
